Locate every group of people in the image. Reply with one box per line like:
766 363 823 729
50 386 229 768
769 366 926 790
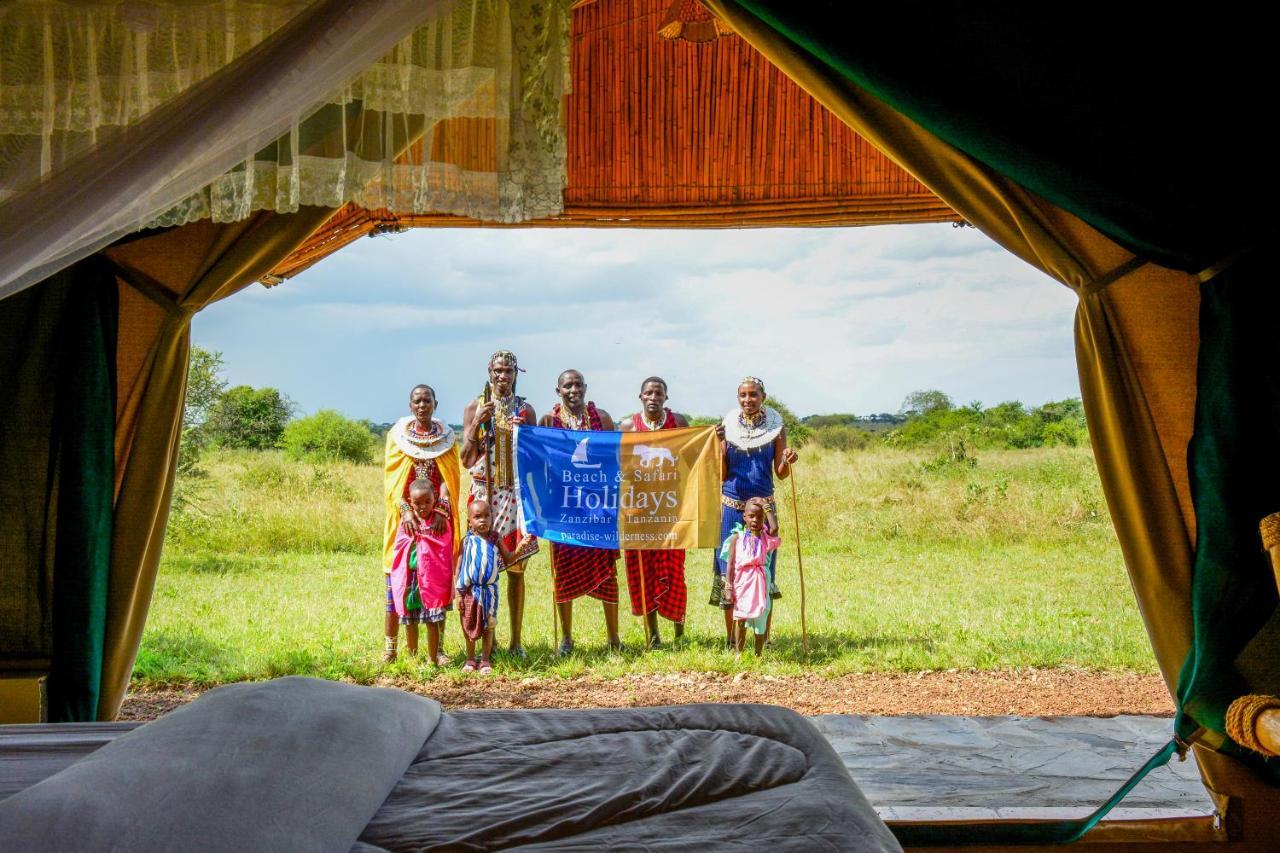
381 349 799 671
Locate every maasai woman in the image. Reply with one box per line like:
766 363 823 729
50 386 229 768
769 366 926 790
711 376 799 645
723 497 782 656
382 384 463 663
460 350 538 657
619 376 689 647
540 369 621 655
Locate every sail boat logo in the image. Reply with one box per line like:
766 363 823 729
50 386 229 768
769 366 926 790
570 436 601 469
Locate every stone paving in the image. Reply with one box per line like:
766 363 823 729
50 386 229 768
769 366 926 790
813 714 1214 821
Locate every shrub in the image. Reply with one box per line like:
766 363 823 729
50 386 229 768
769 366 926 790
768 398 811 448
813 424 871 452
281 410 376 464
206 385 294 450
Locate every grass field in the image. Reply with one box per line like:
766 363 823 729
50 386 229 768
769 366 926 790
135 445 1157 686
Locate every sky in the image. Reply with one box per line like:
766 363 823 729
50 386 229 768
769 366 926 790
192 222 1081 424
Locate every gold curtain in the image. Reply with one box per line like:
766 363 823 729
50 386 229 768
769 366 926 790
705 0 1276 838
96 208 334 719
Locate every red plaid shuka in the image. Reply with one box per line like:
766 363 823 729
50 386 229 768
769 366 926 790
621 409 687 621
551 543 619 604
624 549 687 621
622 409 691 617
548 401 619 604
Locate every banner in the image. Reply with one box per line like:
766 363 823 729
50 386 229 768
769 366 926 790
514 424 721 549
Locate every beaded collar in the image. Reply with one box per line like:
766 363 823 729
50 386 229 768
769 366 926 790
390 416 456 460
721 406 782 450
554 401 601 431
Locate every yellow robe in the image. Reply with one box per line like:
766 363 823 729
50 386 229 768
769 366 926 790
383 424 463 571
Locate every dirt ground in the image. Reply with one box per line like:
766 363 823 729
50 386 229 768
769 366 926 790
120 668 1173 720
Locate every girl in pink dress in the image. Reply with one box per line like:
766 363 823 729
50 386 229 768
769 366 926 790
389 480 454 665
722 497 781 655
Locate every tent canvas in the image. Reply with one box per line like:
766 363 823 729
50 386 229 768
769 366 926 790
2 0 1277 845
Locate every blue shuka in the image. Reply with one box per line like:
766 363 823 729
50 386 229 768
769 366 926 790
714 442 778 579
457 532 502 638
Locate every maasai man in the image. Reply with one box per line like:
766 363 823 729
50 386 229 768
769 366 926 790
540 369 621 654
619 376 689 647
461 350 538 657
383 384 463 663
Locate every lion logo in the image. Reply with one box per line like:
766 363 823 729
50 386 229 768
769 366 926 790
632 444 676 468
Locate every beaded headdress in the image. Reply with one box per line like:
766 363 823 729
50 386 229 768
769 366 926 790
739 375 766 395
489 349 525 372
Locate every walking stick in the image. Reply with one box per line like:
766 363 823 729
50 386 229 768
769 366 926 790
482 383 494 511
549 546 560 650
637 550 652 649
787 468 809 658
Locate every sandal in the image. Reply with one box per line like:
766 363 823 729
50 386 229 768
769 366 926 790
461 659 478 673
435 652 452 667
478 660 493 674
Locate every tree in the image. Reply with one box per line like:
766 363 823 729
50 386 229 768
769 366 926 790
768 398 811 448
900 389 953 417
179 346 226 476
803 413 861 428
206 385 294 449
282 410 377 464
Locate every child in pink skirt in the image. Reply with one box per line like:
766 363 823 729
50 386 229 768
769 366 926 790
722 497 781 656
389 480 454 665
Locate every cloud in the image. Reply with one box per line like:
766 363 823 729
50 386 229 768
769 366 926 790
194 224 1079 422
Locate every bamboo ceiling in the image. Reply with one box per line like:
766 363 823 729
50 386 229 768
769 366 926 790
267 0 958 282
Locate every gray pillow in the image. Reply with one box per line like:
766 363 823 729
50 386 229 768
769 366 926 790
0 677 439 853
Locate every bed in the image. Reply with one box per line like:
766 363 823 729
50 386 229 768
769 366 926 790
0 677 900 851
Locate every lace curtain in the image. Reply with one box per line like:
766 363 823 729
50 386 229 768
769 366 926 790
0 0 570 228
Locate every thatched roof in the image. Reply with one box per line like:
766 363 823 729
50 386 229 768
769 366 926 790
268 0 957 281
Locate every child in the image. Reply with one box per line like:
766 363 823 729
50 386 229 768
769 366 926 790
455 499 534 673
722 497 781 656
388 480 454 665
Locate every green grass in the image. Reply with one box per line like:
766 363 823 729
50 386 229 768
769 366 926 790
135 446 1157 685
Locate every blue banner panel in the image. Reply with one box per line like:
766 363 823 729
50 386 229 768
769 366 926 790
514 425 622 548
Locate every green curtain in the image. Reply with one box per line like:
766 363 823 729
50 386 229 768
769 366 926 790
730 2 1271 272
1178 251 1280 778
0 258 117 721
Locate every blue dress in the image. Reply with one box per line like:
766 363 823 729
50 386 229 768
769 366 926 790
714 442 778 580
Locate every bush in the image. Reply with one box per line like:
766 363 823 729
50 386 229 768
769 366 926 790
813 424 871 452
768 398 810 448
885 391 1090 451
206 385 294 450
281 410 376 464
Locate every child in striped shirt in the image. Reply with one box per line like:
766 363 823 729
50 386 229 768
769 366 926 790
455 499 533 673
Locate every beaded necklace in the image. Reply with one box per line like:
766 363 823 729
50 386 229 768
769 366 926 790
559 403 588 431
405 419 443 447
737 409 768 439
721 406 782 450
642 409 666 432
491 394 521 429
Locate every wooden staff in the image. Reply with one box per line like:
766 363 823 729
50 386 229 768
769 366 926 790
637 549 652 649
787 469 809 657
482 382 494 510
550 546 560 651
